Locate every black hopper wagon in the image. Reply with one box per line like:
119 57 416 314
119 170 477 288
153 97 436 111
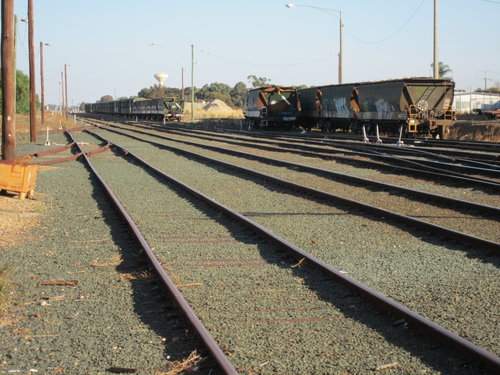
297 78 455 139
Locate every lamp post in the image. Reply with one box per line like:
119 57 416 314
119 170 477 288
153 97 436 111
191 44 195 123
285 3 343 84
433 0 439 79
40 42 50 124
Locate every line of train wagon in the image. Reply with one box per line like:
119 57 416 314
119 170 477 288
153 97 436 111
84 97 185 122
243 78 456 139
84 77 456 139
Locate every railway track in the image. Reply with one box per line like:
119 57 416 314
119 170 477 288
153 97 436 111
87 125 500 249
83 118 500 191
62 124 500 374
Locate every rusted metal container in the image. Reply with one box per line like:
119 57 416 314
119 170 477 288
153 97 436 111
0 158 38 199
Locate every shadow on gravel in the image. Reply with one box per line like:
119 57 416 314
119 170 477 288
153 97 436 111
83 140 496 374
201 160 500 268
111 151 495 375
83 162 221 375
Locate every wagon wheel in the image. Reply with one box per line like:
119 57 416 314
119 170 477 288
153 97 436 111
416 100 429 112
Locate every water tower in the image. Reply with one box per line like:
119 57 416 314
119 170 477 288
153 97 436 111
154 72 168 86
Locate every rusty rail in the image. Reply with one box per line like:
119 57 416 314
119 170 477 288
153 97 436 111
30 143 111 166
31 142 75 158
65 131 238 375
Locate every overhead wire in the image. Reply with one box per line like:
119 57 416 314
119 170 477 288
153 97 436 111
199 0 427 67
199 49 334 67
343 0 426 44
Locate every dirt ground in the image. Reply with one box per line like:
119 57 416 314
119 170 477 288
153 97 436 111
448 119 500 142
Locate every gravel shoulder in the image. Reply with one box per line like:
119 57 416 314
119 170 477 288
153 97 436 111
0 134 218 375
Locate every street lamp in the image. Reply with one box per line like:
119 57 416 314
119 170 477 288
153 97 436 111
40 42 50 124
285 3 343 84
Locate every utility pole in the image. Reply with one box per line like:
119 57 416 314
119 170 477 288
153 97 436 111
64 64 68 118
338 12 343 84
2 0 16 160
40 42 46 124
191 44 194 122
60 72 64 115
433 0 439 79
28 0 37 142
181 67 185 100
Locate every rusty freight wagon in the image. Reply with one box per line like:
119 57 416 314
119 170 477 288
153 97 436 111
243 86 299 129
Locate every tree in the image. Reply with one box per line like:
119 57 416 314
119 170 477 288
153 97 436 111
0 70 39 114
230 82 248 107
197 82 234 106
99 95 114 103
138 85 181 99
430 62 452 78
247 75 272 88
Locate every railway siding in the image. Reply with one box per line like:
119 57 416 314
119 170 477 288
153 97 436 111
81 128 500 360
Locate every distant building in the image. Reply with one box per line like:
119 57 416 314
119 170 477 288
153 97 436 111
453 91 500 114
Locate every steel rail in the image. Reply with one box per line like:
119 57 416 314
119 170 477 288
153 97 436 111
65 131 238 375
30 142 75 158
247 127 500 154
148 126 500 191
31 143 111 166
158 125 500 167
178 128 500 181
95 124 500 217
88 127 500 254
80 130 500 372
258 131 500 164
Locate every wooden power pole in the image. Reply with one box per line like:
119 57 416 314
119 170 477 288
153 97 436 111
28 0 37 142
40 41 45 124
2 0 16 161
64 63 68 118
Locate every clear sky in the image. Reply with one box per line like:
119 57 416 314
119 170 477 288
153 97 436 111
11 0 500 106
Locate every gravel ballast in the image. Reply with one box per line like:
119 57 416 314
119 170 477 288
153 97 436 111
1 133 219 375
1 128 497 374
84 127 500 358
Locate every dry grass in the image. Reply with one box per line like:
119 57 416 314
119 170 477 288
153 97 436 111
1 111 82 137
157 350 203 375
0 266 11 313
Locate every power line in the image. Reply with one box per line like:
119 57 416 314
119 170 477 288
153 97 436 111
344 0 426 44
199 49 334 67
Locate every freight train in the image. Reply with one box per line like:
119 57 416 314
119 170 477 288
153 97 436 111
243 78 456 139
84 97 184 122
